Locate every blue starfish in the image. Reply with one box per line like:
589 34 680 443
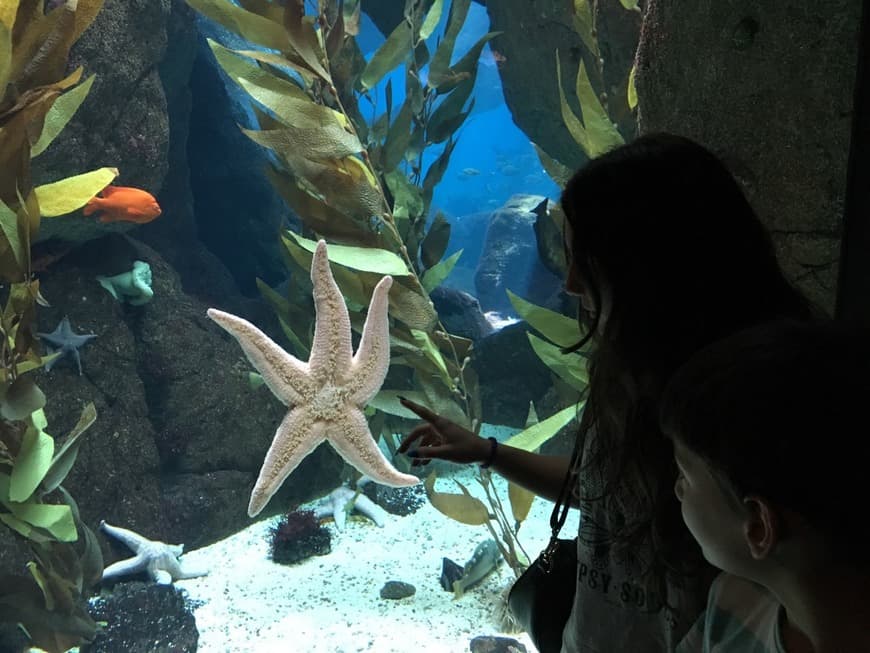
36 316 97 375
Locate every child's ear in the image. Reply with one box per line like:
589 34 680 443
742 495 780 560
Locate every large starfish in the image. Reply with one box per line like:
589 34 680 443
208 239 419 517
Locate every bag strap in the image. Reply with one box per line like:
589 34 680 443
539 428 584 571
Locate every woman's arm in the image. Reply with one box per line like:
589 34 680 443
397 397 574 502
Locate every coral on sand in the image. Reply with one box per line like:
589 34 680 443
269 509 332 566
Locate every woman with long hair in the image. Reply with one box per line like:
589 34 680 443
399 133 817 652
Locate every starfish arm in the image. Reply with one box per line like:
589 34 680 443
348 275 393 405
152 569 172 585
248 407 327 517
72 348 83 376
102 555 146 580
352 493 388 527
100 521 150 551
308 240 353 380
333 498 348 531
327 407 419 487
207 308 312 405
176 560 209 580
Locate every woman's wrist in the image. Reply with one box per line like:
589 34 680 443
479 436 498 469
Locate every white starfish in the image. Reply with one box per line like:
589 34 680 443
100 521 208 585
313 485 389 530
207 239 419 517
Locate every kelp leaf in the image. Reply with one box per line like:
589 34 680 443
360 19 413 90
370 389 430 418
9 423 54 502
627 63 638 110
0 376 45 421
388 280 439 331
424 472 489 525
282 233 368 306
421 249 461 292
382 95 414 171
508 481 535 524
208 40 308 102
72 0 106 43
283 230 410 276
528 332 589 390
384 170 424 219
235 75 348 131
265 166 379 246
0 21 11 105
507 289 582 348
619 0 641 11
186 0 288 51
504 403 581 452
343 0 361 35
555 51 589 153
0 198 24 272
427 78 474 143
40 402 96 495
423 138 456 201
420 206 456 264
31 73 95 158
8 502 76 542
428 0 471 89
572 0 599 57
410 329 451 384
283 3 331 81
574 58 625 158
242 125 361 161
532 143 572 187
35 167 119 217
237 0 284 22
419 0 443 39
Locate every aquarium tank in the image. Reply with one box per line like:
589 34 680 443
0 0 860 651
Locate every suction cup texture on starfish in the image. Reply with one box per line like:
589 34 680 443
208 239 419 517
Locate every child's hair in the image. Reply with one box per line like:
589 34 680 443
560 133 816 580
659 319 870 567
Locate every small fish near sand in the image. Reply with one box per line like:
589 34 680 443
84 186 162 224
440 539 502 599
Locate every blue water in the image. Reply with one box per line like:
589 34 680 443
360 5 561 222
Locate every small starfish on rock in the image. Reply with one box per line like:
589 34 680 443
313 485 389 530
36 316 97 375
208 239 419 517
100 520 208 585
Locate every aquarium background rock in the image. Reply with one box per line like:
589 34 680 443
635 0 860 314
83 583 199 653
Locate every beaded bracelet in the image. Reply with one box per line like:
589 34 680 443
480 436 498 469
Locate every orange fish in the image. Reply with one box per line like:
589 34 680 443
84 186 162 224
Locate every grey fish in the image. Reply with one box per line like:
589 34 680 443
452 539 502 598
440 556 464 592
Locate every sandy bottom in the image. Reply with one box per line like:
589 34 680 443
177 467 580 653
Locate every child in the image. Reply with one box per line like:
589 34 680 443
660 319 870 653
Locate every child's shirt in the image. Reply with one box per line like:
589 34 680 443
676 573 787 653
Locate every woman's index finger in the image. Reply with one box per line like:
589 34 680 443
398 397 442 425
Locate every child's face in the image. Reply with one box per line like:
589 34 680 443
672 440 755 576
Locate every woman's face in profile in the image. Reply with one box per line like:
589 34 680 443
563 221 610 329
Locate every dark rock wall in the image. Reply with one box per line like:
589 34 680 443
33 236 343 556
635 0 862 313
185 30 288 294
